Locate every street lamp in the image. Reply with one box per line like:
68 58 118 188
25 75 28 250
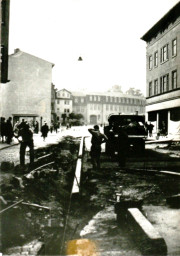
78 56 83 61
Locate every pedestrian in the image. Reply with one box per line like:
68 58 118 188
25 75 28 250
148 122 154 137
117 126 129 168
17 123 34 167
41 122 49 141
54 122 58 133
34 121 39 134
6 117 14 144
50 121 54 133
18 119 26 130
88 125 108 170
0 117 6 143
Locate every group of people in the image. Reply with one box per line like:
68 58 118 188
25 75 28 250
0 117 14 144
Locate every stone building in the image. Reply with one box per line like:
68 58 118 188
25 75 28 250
72 90 145 125
141 2 180 138
0 49 54 127
55 88 73 122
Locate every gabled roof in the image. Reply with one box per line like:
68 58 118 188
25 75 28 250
10 49 55 67
57 88 72 94
141 1 180 42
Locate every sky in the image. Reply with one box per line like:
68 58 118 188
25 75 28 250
9 0 179 94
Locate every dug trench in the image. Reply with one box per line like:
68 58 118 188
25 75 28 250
0 136 99 255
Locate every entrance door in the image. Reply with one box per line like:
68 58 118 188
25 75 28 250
159 110 168 134
90 115 97 124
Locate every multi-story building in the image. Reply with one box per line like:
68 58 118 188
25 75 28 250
72 90 145 125
1 0 10 83
141 2 180 138
55 89 73 122
0 49 54 127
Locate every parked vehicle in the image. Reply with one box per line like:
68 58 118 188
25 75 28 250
104 114 147 155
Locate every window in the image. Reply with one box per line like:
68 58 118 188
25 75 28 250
98 96 101 101
67 109 70 113
57 100 59 104
110 97 113 102
65 100 69 105
106 104 109 110
160 74 169 93
172 39 177 57
154 51 158 67
98 105 101 110
149 55 152 69
89 96 92 101
149 82 152 96
81 98 84 103
74 98 78 103
94 104 97 110
62 93 65 97
90 104 93 110
106 96 109 102
94 96 96 101
154 79 158 95
110 105 113 111
172 70 177 89
161 44 168 63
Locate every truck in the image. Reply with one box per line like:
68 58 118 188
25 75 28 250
104 114 147 156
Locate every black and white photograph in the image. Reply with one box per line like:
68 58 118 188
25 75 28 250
0 0 180 255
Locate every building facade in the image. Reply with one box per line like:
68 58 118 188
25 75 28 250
0 49 54 127
72 90 145 125
55 89 73 122
141 2 180 138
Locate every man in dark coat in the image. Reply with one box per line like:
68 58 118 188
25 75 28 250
6 117 14 144
88 125 108 170
17 123 34 166
41 122 49 141
0 117 6 142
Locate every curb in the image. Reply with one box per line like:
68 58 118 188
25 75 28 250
127 208 167 255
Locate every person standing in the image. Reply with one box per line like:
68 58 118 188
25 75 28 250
41 122 49 141
0 117 6 143
6 117 14 144
34 121 39 134
148 122 154 137
88 125 108 170
17 123 34 167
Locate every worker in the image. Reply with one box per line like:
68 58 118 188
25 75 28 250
17 123 34 167
88 125 108 170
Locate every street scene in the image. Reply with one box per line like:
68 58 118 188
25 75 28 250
0 0 180 255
